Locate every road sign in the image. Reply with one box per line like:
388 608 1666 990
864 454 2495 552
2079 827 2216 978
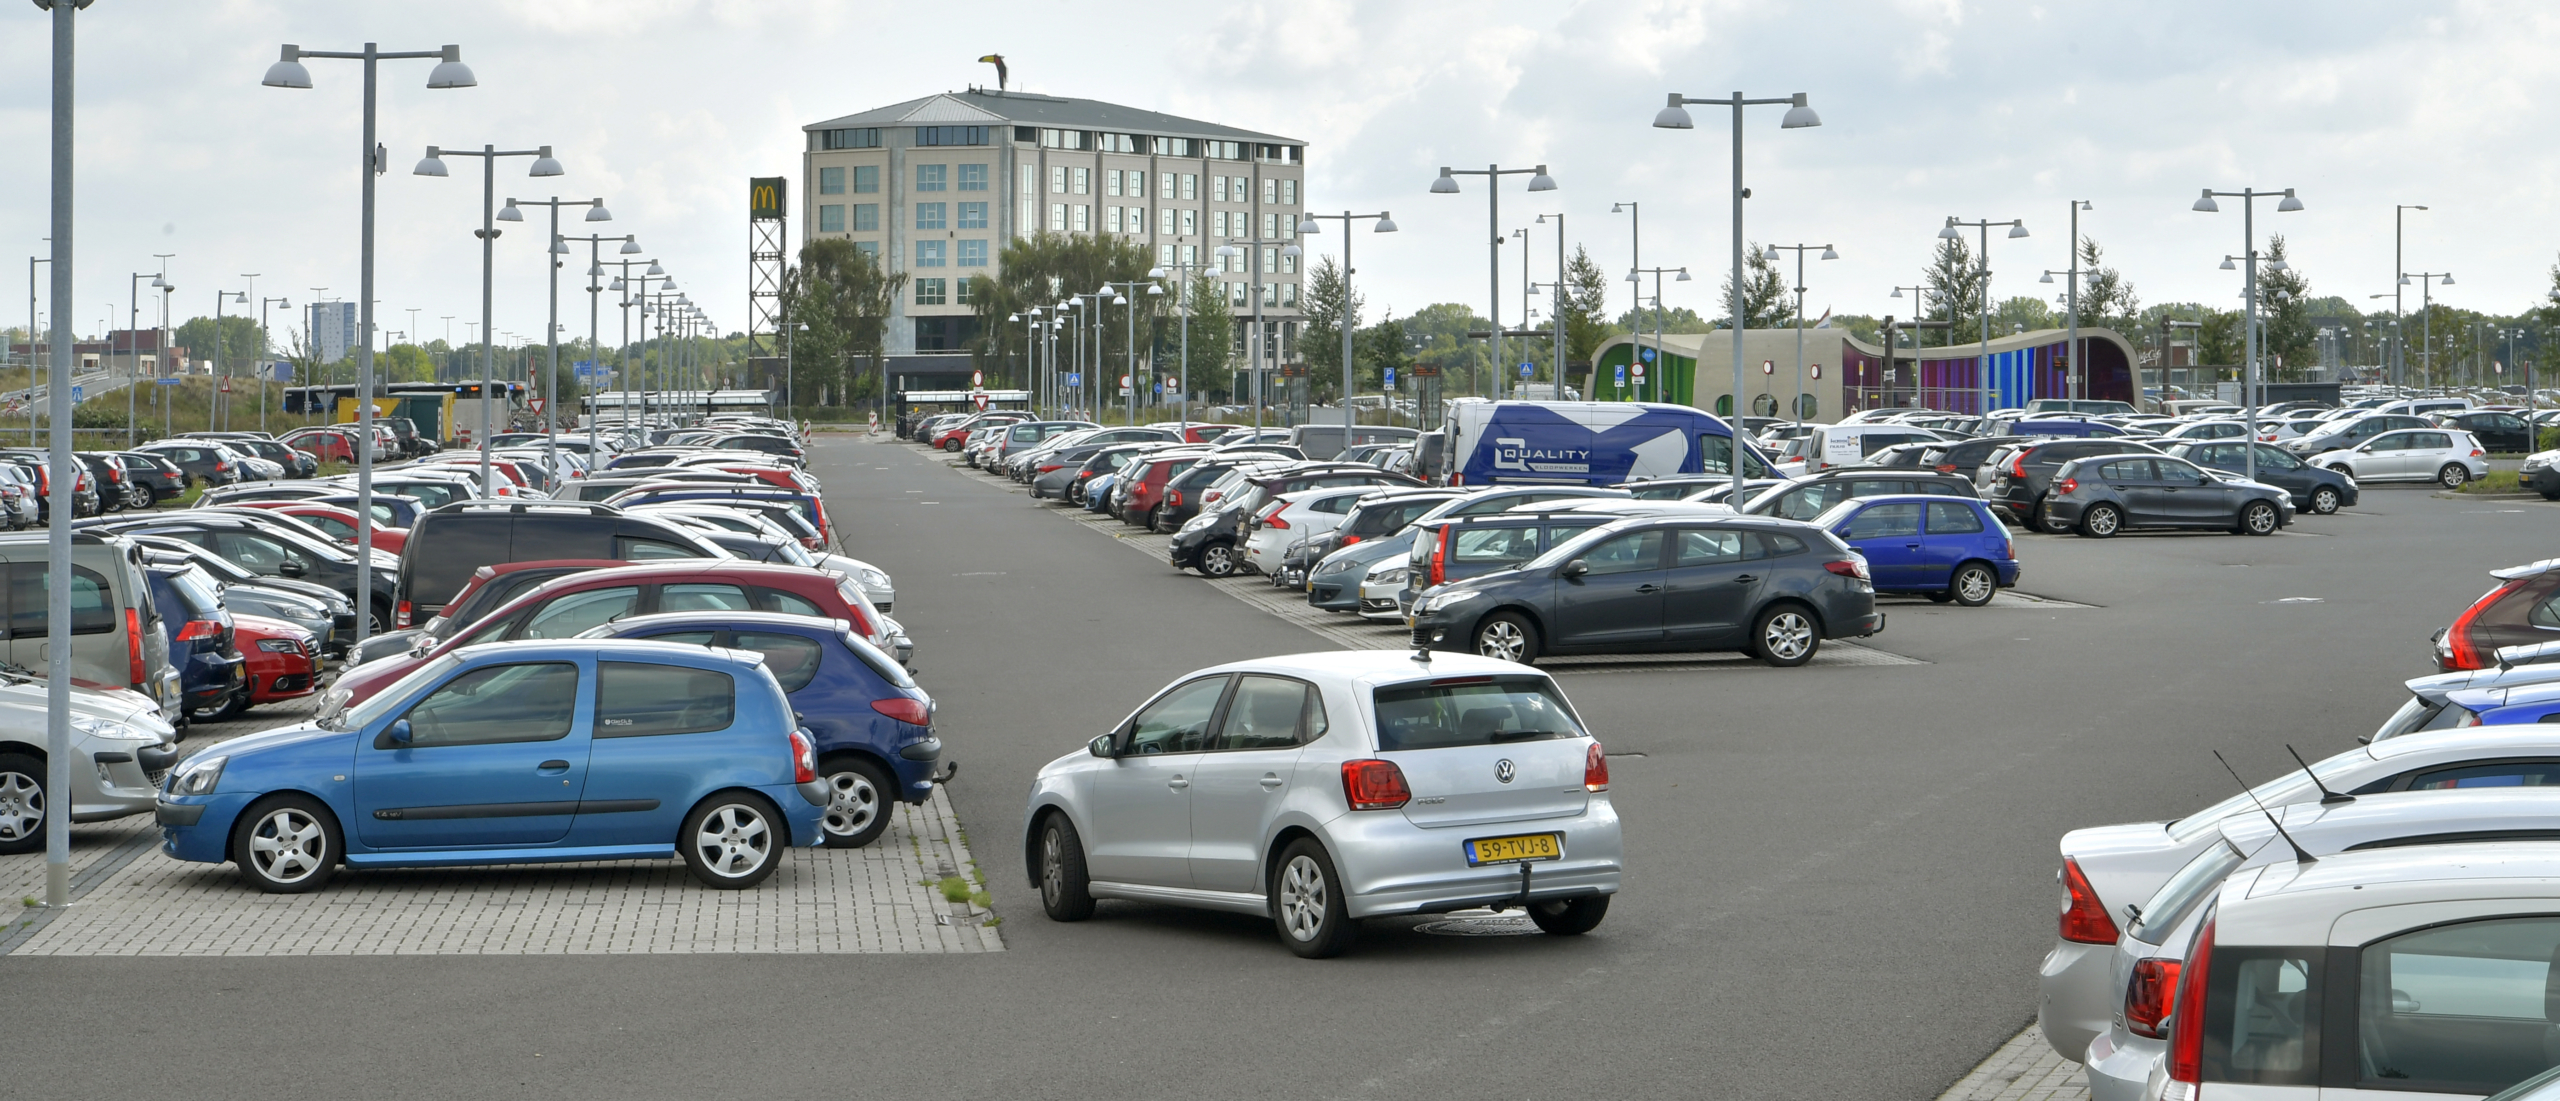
1066 373 1082 387
156 377 181 386
528 397 546 413
1632 364 1646 379
1809 364 1822 380
1383 367 1396 389
1761 360 1774 375
1120 374 1132 389
971 370 985 387
1153 382 1163 396
1519 362 1534 379
1613 365 1625 386
69 385 81 401
971 392 989 411
1639 347 1655 363
220 381 232 393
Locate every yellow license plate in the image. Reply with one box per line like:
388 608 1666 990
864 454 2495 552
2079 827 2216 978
1465 833 1561 866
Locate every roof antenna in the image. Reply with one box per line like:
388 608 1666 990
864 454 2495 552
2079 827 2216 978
2286 744 2354 805
2214 750 2318 864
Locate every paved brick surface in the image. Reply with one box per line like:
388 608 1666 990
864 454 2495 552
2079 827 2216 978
1935 1027 2090 1101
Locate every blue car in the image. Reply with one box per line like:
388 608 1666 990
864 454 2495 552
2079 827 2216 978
141 553 246 725
579 611 941 848
1813 494 2018 606
1082 470 1117 512
2443 683 2560 729
154 639 827 892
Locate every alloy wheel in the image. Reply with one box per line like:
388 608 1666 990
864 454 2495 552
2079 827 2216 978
2244 503 2277 534
822 770 880 841
2085 506 2120 537
1476 619 1528 662
691 803 773 879
1041 828 1064 905
2311 487 2340 514
1277 854 1330 942
2440 465 2469 488
1201 544 1236 576
247 807 327 885
1763 612 1815 662
0 770 41 843
1956 566 1996 605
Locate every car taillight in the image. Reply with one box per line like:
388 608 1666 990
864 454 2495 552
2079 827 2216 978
2472 447 2486 458
173 619 222 643
789 729 817 784
2445 580 2522 670
2010 452 2029 478
127 608 144 687
1584 743 1609 792
1430 528 1448 585
2165 918 2214 1097
1341 759 1412 811
2058 856 2120 944
1038 464 1063 473
1824 558 1870 581
396 600 413 628
869 697 931 726
1342 534 1361 545
1261 505 1290 529
1935 463 1958 474
2126 958 2183 1039
2055 477 2077 496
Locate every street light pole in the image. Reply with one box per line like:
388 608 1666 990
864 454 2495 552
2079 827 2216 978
1627 266 1691 405
36 0 80 911
1764 241 1836 429
1537 213 1569 397
1652 90 1820 501
1296 211 1396 433
2394 204 2426 392
2402 271 2453 393
2194 185 2305 483
509 198 610 470
1431 163 1559 402
415 143 564 494
1939 216 2029 418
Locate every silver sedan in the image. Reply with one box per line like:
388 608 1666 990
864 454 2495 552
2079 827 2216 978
1022 650 1623 957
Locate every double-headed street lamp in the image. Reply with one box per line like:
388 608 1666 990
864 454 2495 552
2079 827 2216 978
1097 279 1163 426
1764 241 1836 428
1298 211 1396 432
1938 215 2030 418
1432 163 1557 401
1213 229 1305 429
1652 89 1819 500
606 255 659 435
2402 269 2453 392
2193 184 2304 481
416 142 565 493
2035 199 2095 398
508 196 611 461
125 267 166 446
1147 254 1218 435
563 233 638 456
2393 204 2428 390
258 294 290 434
263 40 477 649
1625 265 1690 404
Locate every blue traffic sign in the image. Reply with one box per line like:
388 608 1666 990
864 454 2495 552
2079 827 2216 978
69 385 81 401
1613 365 1626 385
1066 373 1083 388
1519 362 1535 379
156 377 181 386
1382 367 1395 388
1639 347 1656 363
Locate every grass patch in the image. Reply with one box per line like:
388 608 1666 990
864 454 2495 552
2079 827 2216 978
968 889 993 909
2458 470 2526 494
938 876 972 903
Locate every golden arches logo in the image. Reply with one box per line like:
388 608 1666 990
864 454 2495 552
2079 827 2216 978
749 176 786 220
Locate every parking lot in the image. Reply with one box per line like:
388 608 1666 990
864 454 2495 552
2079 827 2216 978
7 432 2556 1100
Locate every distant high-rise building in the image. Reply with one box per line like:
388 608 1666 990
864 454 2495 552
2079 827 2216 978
310 301 357 365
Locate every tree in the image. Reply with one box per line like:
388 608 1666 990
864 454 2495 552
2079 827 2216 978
782 239 909 408
1720 243 1789 329
1558 245 1619 387
1300 255 1361 379
1403 302 1494 397
2076 237 2141 334
2259 234 2316 380
1355 312 1410 394
1612 304 1711 334
1991 295 2057 335
1168 271 1234 400
172 314 267 370
2197 309 2244 367
1925 236 1987 342
382 343 435 383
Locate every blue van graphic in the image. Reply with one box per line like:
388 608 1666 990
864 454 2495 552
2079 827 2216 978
1448 400 1774 486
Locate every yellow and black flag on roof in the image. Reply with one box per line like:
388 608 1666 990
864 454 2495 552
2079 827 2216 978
978 54 1007 91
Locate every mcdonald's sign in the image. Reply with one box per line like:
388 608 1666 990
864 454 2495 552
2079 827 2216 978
749 176 787 221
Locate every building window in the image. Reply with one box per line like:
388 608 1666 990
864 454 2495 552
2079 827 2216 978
1153 136 1195 157
1159 243 1175 266
957 201 988 229
1229 280 1247 307
916 164 947 192
1021 199 1038 236
1105 206 1122 233
1106 170 1122 197
916 202 947 230
1160 207 1175 235
1014 125 1038 143
1213 176 1228 203
1281 179 1298 205
853 241 879 259
1281 249 1297 275
1263 213 1278 238
1263 178 1277 204
916 278 947 306
1039 128 1091 150
1263 247 1277 273
916 240 946 267
1282 283 1299 307
1050 203 1066 230
1264 282 1280 307
853 165 880 193
1127 172 1145 199
1181 208 1196 236
818 167 844 195
1182 244 1197 266
819 205 844 233
1072 205 1090 232
1160 172 1176 199
852 203 879 232
1050 165 1066 194
1021 163 1038 195
915 126 988 146
1072 168 1089 195
958 239 987 267
957 163 988 191
818 128 881 150
957 276 977 305
1181 173 1198 200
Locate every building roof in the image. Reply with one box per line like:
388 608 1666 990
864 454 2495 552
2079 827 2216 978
804 89 1301 146
1594 326 2135 362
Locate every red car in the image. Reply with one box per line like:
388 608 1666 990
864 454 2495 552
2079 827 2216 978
1119 451 1217 531
281 427 361 464
1165 423 1242 444
931 412 1030 451
237 501 408 554
323 559 884 707
225 613 321 720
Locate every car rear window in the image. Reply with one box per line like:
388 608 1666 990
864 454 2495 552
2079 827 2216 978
2129 840 2245 944
1371 675 1586 751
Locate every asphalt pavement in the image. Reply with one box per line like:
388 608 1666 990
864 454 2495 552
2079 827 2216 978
6 438 2550 1101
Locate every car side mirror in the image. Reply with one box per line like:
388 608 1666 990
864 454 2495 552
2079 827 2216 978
1089 734 1118 759
386 719 413 746
278 559 308 577
1560 559 1590 579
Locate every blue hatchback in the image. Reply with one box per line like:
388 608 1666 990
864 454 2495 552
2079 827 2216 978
154 639 827 892
580 611 942 848
1813 494 2019 606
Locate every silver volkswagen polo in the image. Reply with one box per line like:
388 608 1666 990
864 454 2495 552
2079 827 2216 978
1022 650 1623 957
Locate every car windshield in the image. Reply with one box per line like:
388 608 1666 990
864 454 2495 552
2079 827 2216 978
1371 674 1586 751
2128 839 2248 944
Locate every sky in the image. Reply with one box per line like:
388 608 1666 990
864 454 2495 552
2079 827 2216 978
4 0 2556 352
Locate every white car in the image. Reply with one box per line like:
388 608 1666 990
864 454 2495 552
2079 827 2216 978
0 675 178 853
1242 487 1374 577
2076 788 2560 1101
2307 428 2490 488
1023 650 1622 958
2137 841 2560 1101
2038 727 2560 1060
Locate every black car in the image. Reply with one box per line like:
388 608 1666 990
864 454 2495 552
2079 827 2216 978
390 500 722 626
117 451 188 506
74 452 134 512
709 432 805 465
132 441 241 490
2434 410 2536 454
379 416 434 457
1302 487 1622 612
1407 515 1883 668
1400 509 1618 615
1739 470 1980 522
2162 440 2358 515
0 449 97 519
91 512 402 629
1979 438 2162 529
2039 453 2293 537
1170 465 1422 577
187 433 318 479
1917 435 2032 480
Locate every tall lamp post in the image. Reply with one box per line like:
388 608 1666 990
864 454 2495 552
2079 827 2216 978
607 257 661 436
2034 199 2094 398
1937 215 2030 417
258 294 290 434
1212 229 1306 429
2192 185 2305 483
1297 210 1396 433
562 233 636 456
414 143 565 494
1764 240 1836 428
507 196 610 464
35 0 80 910
1626 265 1690 404
213 289 245 431
124 268 161 446
1535 213 1570 396
2401 270 2453 393
1651 90 1819 500
262 40 477 648
1097 280 1162 426
1430 162 1557 402
2393 204 2427 391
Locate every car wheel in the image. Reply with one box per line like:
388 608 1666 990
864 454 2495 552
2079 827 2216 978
2439 463 2470 489
189 690 251 725
1526 894 1610 936
1753 604 1821 667
1472 612 1538 665
2029 496 2059 533
2326 464 2355 478
1037 812 1095 922
2310 486 2342 514
2239 500 2279 536
1950 562 1998 607
1271 838 1356 959
1197 541 1238 578
942 439 960 452
233 794 340 893
679 792 784 889
819 756 893 848
2078 503 2121 538
1133 507 1155 531
0 752 45 856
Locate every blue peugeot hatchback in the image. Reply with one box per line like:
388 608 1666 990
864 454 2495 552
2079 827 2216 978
154 639 827 892
580 611 942 848
1812 494 2018 606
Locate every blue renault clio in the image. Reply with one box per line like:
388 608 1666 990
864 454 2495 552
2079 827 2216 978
154 639 828 893
1812 494 2019 606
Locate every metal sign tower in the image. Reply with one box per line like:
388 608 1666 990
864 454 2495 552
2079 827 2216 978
747 176 787 358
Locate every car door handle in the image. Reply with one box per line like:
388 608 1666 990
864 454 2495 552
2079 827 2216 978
1904 543 1921 550
1634 584 1661 594
537 760 571 773
1167 775 1190 790
1259 773 1285 790
1731 574 1758 584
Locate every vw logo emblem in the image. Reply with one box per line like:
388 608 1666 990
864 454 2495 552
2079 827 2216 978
1494 758 1516 784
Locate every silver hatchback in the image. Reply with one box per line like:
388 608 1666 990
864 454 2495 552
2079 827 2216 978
1022 650 1624 957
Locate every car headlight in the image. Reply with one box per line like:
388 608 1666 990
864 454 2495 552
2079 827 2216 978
70 716 153 741
857 567 890 589
1368 566 1408 586
168 755 226 795
1416 589 1482 615
256 637 302 653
